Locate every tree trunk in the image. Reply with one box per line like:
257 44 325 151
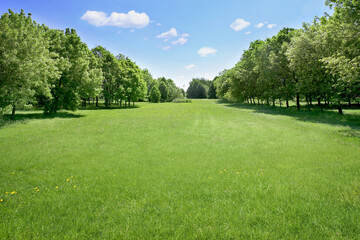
11 104 16 120
120 100 122 107
272 100 275 107
257 99 260 105
296 94 300 110
286 100 289 108
338 103 343 114
318 98 321 106
306 96 311 111
349 100 351 107
279 99 282 107
96 97 98 107
133 101 135 106
309 96 313 106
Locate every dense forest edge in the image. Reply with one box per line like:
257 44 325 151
0 10 185 120
211 0 360 114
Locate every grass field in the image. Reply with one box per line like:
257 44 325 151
1 100 360 239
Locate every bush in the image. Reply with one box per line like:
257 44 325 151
172 98 192 103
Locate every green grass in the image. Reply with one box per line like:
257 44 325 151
1 100 360 239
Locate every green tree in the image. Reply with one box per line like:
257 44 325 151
150 85 161 103
0 10 57 118
158 81 168 102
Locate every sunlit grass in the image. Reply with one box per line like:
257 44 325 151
0 100 359 239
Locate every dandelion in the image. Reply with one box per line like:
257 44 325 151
5 192 8 194
219 171 223 174
236 172 240 174
11 191 17 195
66 178 70 182
55 186 59 189
0 199 3 202
73 185 76 188
36 189 40 192
12 172 15 175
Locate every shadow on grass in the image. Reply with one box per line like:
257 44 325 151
217 100 360 137
78 105 140 111
0 112 84 129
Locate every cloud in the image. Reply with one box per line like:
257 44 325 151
130 29 135 32
198 47 218 57
185 64 195 69
172 37 188 45
268 24 277 29
230 18 250 31
157 28 178 39
245 31 251 35
181 33 190 38
81 10 150 29
254 23 264 29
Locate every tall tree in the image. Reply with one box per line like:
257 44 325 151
0 10 57 118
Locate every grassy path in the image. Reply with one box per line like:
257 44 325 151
1 100 359 239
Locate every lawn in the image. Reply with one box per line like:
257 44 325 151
1 100 359 239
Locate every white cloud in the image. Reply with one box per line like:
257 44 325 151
81 10 150 29
245 31 251 35
185 64 195 69
230 18 251 31
198 47 218 57
268 24 277 29
172 37 188 45
130 29 135 32
181 33 190 38
264 21 269 24
254 23 264 29
157 28 178 39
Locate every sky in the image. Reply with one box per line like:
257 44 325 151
0 0 332 89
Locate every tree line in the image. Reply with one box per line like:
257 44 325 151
213 0 359 114
0 9 184 119
186 78 217 99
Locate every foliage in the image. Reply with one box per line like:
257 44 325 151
214 0 360 114
150 85 161 103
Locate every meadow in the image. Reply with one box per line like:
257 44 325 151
1 100 360 239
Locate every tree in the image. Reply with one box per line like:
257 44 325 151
0 10 57 118
150 86 161 103
186 78 209 98
158 81 168 102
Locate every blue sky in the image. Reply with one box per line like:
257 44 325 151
0 0 331 89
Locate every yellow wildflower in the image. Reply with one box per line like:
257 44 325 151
12 172 15 175
219 171 223 174
11 191 17 194
73 185 76 188
5 192 8 194
55 186 59 189
36 189 39 192
236 172 240 174
0 199 3 202
66 178 70 181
